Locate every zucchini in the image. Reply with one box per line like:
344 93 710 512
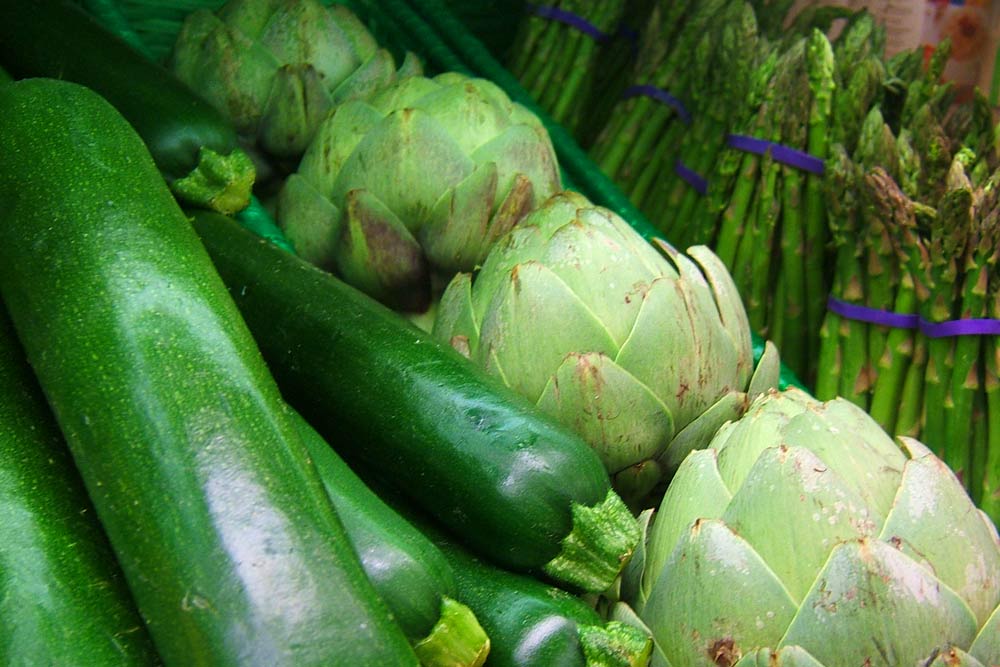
0 78 418 667
0 307 160 666
0 0 255 214
408 507 653 667
189 210 640 594
291 409 490 667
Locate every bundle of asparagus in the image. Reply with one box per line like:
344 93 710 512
813 38 1000 523
505 0 635 138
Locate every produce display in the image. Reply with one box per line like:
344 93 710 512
2 0 1000 665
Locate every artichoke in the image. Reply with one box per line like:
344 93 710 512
433 191 779 506
629 388 1000 667
276 72 561 312
169 0 420 162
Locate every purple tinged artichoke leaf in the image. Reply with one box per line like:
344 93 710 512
781 540 978 666
275 173 341 270
170 10 279 136
255 0 360 85
258 64 333 158
535 351 674 476
334 188 430 313
422 161 497 274
478 173 535 266
879 454 1000 626
476 260 618 403
470 123 560 208
332 108 472 233
330 48 399 107
642 519 797 667
296 100 382 200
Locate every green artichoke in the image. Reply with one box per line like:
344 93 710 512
629 387 1000 667
276 72 561 312
433 191 779 506
169 0 420 162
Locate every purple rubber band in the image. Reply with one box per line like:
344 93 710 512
727 134 826 175
827 296 920 329
674 160 708 195
621 85 692 124
921 318 1000 338
828 296 1000 337
528 4 610 42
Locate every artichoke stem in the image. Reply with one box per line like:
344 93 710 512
170 146 256 215
412 597 490 667
543 489 641 594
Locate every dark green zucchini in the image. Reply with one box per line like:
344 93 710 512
0 78 417 667
189 210 640 594
406 507 653 667
290 409 490 666
0 307 160 665
0 0 255 214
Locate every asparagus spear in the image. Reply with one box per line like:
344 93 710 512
801 28 835 380
981 241 1000 523
921 166 973 465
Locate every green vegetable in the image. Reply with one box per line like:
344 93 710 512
0 78 418 666
635 388 1000 667
411 508 653 667
0 308 160 666
170 0 420 162
0 0 255 214
188 209 639 595
289 408 490 667
433 191 779 507
276 71 561 313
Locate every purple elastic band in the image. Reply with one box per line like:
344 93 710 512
622 85 692 124
528 5 610 42
827 296 919 329
827 296 1000 338
675 160 708 195
921 318 1000 338
727 134 826 175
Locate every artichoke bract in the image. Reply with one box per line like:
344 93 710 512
433 191 778 506
169 0 420 161
632 388 1000 667
276 72 561 313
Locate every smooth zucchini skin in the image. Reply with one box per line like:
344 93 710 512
415 515 602 667
0 78 417 667
0 0 240 181
0 308 161 666
289 410 457 642
188 210 612 574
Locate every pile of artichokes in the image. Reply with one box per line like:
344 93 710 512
433 191 780 506
170 0 421 166
276 72 561 312
627 387 1000 667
